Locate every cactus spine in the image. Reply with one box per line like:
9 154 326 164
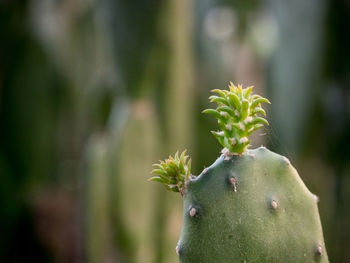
150 83 329 262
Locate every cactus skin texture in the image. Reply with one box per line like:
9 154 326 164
177 147 329 263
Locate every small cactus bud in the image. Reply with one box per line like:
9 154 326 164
203 83 270 154
150 150 192 194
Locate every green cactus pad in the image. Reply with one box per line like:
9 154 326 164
149 82 328 263
203 83 270 155
150 150 191 194
177 147 329 263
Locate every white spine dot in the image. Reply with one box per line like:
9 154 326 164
189 207 197 217
230 177 237 192
217 131 224 136
271 200 278 209
283 157 291 165
230 138 236 145
220 111 228 117
316 245 322 256
175 245 180 255
239 137 248 144
244 117 253 124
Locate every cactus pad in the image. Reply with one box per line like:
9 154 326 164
177 147 328 262
150 82 329 263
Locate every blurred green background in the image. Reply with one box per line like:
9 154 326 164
0 0 349 262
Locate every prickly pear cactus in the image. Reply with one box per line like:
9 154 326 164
150 83 329 263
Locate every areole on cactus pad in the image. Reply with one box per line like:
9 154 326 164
150 83 329 263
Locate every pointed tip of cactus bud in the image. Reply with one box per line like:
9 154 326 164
239 137 248 144
225 124 232 131
215 131 224 136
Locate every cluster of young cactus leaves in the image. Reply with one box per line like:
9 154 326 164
150 150 191 194
203 82 270 154
150 83 328 263
150 82 270 190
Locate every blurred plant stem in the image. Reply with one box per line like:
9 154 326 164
166 0 194 153
160 0 195 261
85 137 112 263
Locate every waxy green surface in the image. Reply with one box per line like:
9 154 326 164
177 147 328 263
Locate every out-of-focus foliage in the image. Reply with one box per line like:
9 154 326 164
0 0 349 262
